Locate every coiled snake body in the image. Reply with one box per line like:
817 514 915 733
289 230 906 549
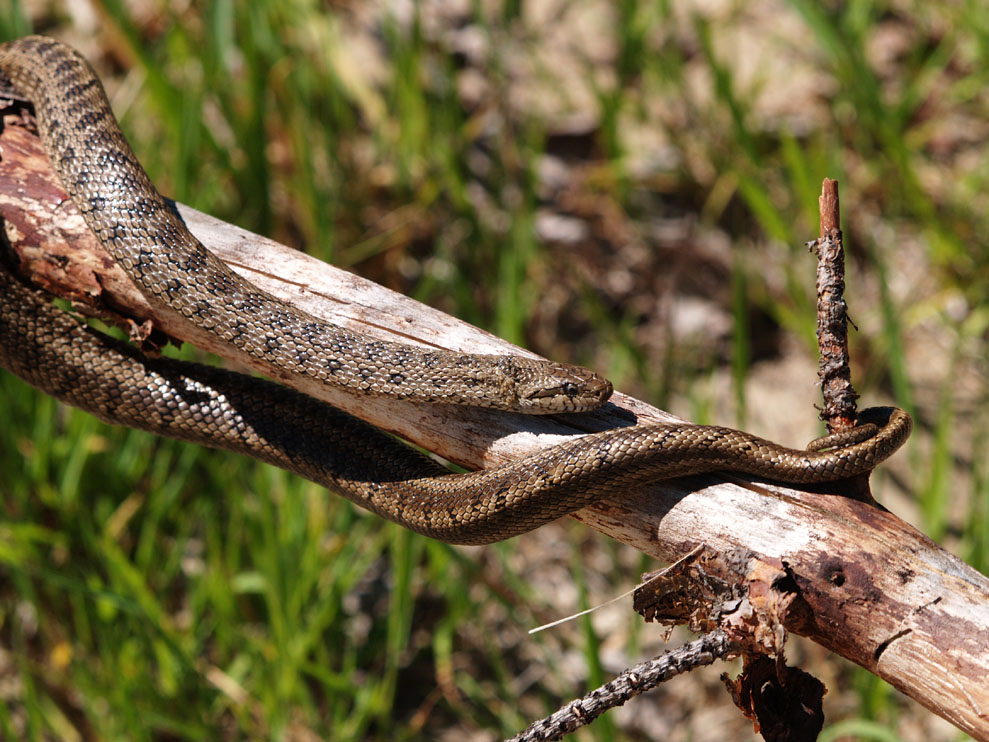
0 37 911 544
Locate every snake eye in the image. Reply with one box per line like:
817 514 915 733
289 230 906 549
561 382 579 398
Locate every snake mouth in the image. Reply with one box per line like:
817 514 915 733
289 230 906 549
581 376 615 405
523 374 613 412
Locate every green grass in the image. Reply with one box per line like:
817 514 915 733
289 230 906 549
2 2 987 740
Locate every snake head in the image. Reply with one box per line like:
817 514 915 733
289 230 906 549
504 357 613 413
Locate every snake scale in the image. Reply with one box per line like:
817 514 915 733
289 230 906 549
0 36 911 544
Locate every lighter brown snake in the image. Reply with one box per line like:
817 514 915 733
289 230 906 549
0 36 911 544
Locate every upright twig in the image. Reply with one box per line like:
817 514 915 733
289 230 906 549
811 178 857 433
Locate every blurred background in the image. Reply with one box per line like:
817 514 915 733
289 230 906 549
1 1 986 740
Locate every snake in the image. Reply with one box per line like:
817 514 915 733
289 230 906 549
0 36 912 545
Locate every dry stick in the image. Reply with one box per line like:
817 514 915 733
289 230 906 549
812 178 858 431
809 179 873 505
506 632 733 742
2 120 989 740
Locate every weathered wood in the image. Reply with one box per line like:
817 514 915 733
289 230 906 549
2 119 987 740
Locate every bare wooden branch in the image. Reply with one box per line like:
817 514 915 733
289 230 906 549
2 119 988 740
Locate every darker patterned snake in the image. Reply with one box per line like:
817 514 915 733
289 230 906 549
0 37 911 544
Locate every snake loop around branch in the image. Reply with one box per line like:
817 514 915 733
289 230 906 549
0 36 911 544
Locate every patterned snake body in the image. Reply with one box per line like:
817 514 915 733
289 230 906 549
0 36 612 414
0 37 911 544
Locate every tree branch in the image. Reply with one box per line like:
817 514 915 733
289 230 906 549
2 117 987 740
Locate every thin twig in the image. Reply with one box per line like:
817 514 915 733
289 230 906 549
810 178 857 433
505 632 733 742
